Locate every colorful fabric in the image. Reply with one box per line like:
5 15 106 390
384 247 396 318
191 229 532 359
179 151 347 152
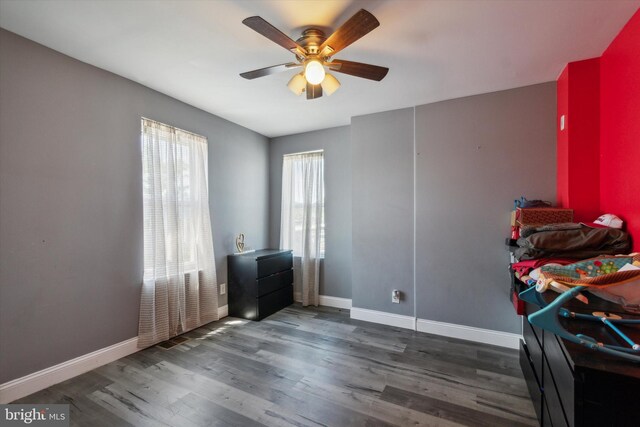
540 254 640 288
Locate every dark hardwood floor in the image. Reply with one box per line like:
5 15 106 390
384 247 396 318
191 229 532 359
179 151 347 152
16 305 537 426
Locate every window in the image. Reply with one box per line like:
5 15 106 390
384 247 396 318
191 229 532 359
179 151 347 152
141 118 211 280
280 150 325 258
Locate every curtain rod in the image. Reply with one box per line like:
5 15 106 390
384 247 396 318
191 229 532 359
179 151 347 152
141 117 208 141
283 149 324 157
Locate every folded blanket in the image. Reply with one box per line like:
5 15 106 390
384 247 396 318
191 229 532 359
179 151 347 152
515 226 631 260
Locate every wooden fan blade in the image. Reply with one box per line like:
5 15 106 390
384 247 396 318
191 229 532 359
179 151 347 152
243 16 307 56
319 9 379 56
240 63 301 80
329 60 388 81
306 82 323 100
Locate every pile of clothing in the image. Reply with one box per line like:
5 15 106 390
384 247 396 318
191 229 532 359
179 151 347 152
515 220 631 260
511 213 638 312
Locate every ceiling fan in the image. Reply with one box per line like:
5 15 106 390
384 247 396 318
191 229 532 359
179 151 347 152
239 9 389 100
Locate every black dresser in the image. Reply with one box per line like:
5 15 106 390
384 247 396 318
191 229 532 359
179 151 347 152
228 249 293 321
519 287 640 426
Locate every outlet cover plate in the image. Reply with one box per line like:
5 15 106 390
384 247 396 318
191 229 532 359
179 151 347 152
392 290 400 303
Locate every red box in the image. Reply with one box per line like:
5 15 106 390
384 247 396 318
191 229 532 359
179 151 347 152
516 207 574 226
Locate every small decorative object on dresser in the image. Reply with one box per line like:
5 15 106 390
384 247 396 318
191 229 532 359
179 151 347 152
228 249 293 320
235 233 245 253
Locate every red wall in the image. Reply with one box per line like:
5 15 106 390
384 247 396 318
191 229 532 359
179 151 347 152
558 9 639 251
556 59 600 222
600 9 640 251
557 67 570 209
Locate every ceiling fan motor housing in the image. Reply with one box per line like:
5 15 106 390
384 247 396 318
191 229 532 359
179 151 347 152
296 28 326 55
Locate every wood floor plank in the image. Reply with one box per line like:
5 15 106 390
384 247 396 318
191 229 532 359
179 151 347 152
14 370 114 404
292 374 466 427
264 315 408 353
232 322 505 394
15 305 536 426
170 392 268 427
385 370 537 425
134 337 402 426
87 386 190 427
380 385 534 427
95 360 192 405
146 359 381 427
66 396 136 427
153 342 405 426
241 321 479 380
266 320 406 352
198 333 390 397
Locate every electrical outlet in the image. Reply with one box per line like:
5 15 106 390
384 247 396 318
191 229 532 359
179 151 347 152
392 289 400 303
220 283 226 295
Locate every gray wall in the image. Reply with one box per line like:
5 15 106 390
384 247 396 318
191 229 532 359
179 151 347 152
269 126 352 299
349 84 556 333
351 108 415 315
0 29 269 383
415 83 557 333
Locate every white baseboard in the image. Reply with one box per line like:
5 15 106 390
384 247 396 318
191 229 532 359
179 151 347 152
294 293 352 310
348 307 520 349
218 304 228 319
0 337 138 404
318 295 352 309
416 318 521 349
350 307 416 330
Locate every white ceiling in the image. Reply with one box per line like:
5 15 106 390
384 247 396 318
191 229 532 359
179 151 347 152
0 0 638 137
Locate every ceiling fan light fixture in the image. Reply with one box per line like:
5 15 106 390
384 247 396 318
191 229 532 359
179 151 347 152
287 73 306 95
321 73 340 96
304 59 325 85
241 10 388 99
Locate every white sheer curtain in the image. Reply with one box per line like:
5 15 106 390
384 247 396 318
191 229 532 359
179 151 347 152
280 151 324 306
138 118 218 348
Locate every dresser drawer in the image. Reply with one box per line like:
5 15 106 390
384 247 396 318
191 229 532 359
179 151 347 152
257 269 293 297
545 334 574 425
525 299 545 347
520 340 543 423
523 314 542 348
257 254 293 278
256 284 293 320
523 318 544 382
542 396 553 427
544 354 570 427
